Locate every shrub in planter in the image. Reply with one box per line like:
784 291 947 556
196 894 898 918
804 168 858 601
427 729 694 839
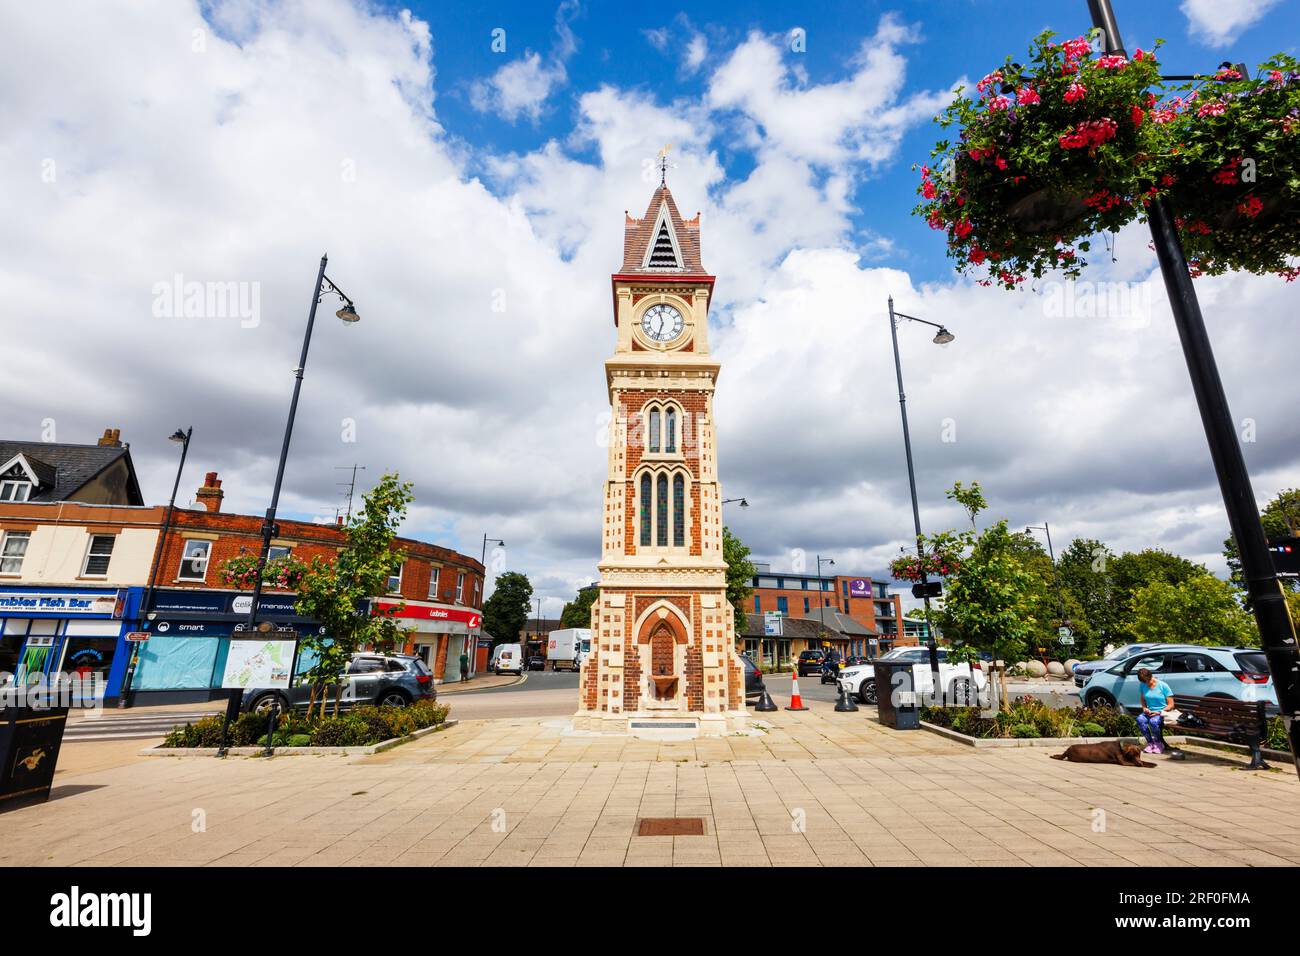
1010 723 1039 738
915 30 1166 289
1160 57 1300 280
409 700 450 730
1078 722 1107 737
162 716 226 748
309 715 373 748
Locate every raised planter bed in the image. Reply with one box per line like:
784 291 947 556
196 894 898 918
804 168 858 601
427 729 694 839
921 720 1182 749
141 719 458 757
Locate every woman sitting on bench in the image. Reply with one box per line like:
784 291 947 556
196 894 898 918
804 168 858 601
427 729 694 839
1136 667 1175 754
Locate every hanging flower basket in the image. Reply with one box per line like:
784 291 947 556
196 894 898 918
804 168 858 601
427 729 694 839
219 554 308 591
1160 57 1300 280
915 30 1166 289
890 551 960 583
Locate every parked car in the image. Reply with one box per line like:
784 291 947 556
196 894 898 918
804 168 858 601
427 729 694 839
1078 645 1278 713
740 655 766 702
796 650 825 677
243 653 435 714
837 646 988 707
1072 642 1164 688
525 654 547 671
845 656 873 667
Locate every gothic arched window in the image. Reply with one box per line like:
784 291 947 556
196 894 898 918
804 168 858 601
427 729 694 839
672 473 685 547
648 409 660 453
640 473 652 547
666 408 677 454
656 474 668 546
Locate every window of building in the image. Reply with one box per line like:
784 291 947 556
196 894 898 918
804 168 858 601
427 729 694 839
473 576 481 607
656 474 668 547
387 562 404 594
843 601 850 614
428 567 440 600
640 474 652 547
178 539 210 581
777 596 788 615
0 480 32 502
665 407 676 453
648 409 661 453
82 534 116 576
672 474 685 547
267 545 292 562
841 581 848 596
753 596 760 614
803 598 810 614
456 571 465 603
0 531 31 574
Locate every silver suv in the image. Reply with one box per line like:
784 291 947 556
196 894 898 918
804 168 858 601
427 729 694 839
242 653 436 713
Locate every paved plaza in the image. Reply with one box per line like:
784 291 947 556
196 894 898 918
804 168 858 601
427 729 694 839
4 704 1299 868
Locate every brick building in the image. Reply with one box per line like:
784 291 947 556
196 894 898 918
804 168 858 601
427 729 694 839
0 431 485 702
576 178 747 736
747 562 909 660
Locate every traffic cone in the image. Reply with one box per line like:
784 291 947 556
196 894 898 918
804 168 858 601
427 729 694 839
834 680 859 712
785 670 809 711
754 685 778 712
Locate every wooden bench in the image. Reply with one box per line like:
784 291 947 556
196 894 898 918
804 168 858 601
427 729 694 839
1172 695 1271 770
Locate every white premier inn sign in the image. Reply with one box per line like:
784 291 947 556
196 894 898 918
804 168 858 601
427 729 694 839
0 592 118 615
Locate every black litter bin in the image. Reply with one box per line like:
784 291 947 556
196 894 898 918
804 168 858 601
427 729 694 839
873 660 920 730
0 702 70 812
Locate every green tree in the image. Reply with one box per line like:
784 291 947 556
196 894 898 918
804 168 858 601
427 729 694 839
1129 576 1258 647
482 571 533 646
560 584 599 629
723 526 756 638
294 472 414 717
1056 538 1119 657
946 480 987 530
1108 548 1209 644
1223 488 1300 595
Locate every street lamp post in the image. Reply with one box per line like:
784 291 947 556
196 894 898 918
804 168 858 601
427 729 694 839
721 498 749 508
888 296 953 702
119 426 191 709
816 554 835 655
219 254 358 757
1086 0 1300 777
478 535 504 667
1027 522 1068 646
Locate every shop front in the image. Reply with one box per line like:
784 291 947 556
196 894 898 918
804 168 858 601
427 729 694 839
370 598 482 682
0 586 139 704
128 589 325 705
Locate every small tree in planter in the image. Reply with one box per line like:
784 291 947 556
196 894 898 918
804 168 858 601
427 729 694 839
1161 57 1300 280
915 30 1165 289
293 473 414 718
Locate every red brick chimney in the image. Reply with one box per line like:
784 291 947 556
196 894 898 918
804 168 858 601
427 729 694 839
97 428 122 447
196 471 224 512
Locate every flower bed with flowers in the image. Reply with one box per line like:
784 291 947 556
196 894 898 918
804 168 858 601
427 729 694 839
219 554 308 591
161 699 451 749
922 696 1138 740
916 31 1300 287
1160 56 1300 280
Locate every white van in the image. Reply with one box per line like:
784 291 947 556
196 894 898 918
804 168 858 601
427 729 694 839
489 643 524 675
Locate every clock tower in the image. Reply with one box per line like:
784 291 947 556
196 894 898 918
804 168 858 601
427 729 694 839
576 178 747 736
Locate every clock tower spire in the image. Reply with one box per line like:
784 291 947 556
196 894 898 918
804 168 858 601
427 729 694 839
576 183 747 736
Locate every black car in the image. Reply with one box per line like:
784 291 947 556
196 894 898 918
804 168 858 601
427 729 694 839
741 655 766 702
525 655 547 671
796 650 825 677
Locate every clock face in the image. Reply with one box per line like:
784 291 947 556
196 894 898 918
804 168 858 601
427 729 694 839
641 304 685 342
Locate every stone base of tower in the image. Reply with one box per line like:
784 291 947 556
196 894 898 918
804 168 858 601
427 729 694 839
575 584 749 737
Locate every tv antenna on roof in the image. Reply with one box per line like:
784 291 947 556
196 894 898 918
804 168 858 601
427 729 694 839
336 464 366 523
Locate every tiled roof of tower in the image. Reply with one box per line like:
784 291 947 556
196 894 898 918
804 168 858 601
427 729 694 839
620 185 705 274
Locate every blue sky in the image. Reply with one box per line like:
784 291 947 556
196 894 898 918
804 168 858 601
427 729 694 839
394 0 1300 288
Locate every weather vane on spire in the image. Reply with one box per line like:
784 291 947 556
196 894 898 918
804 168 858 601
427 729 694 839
657 144 674 187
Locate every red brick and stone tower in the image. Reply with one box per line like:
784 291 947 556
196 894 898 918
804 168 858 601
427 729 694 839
576 170 747 735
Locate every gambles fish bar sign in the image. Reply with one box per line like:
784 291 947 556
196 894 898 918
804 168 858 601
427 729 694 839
0 593 118 614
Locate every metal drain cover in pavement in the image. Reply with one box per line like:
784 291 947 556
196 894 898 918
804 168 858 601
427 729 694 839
628 721 697 729
637 817 706 837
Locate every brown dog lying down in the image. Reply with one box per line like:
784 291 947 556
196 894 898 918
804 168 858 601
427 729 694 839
1050 740 1156 768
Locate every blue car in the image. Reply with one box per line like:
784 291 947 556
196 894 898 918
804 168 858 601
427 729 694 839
1072 642 1163 688
1079 644 1277 713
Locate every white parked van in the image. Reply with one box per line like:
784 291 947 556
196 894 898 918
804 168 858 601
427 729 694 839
489 643 524 675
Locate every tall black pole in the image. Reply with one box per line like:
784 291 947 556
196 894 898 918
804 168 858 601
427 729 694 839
888 296 943 701
119 427 191 708
1088 0 1300 776
244 254 329 638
